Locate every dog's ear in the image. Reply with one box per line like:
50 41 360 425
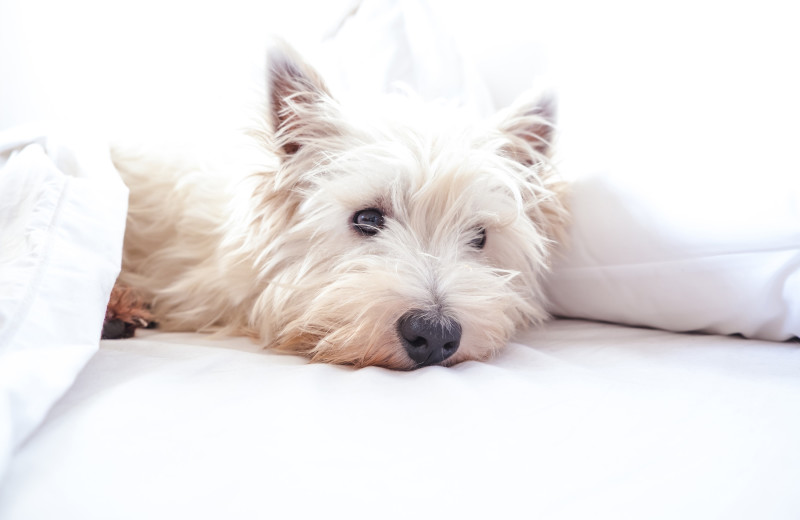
495 92 568 244
495 92 556 163
267 44 337 157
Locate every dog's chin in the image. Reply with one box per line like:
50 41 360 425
270 328 499 370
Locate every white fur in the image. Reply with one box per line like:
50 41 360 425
114 45 567 369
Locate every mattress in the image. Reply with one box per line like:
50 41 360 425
2 319 799 519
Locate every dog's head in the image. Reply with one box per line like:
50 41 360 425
243 45 567 369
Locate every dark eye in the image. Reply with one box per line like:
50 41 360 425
352 208 385 236
470 227 487 249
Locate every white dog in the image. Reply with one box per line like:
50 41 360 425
110 43 568 369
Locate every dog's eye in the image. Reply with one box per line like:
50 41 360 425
470 227 487 249
353 208 385 236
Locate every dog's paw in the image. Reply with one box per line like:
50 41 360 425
102 284 156 340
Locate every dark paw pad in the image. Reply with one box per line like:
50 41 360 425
101 318 137 340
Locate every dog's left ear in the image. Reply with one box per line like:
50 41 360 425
495 92 568 243
495 92 556 164
267 43 338 157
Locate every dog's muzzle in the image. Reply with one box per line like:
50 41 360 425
397 311 462 367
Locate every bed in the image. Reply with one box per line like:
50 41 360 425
1 0 799 518
3 321 800 519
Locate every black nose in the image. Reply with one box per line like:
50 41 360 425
397 312 462 367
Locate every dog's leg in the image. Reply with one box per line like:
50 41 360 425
102 283 156 339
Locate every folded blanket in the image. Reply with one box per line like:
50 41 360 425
0 126 128 479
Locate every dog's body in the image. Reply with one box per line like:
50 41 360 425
113 45 568 369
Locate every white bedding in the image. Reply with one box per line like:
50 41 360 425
1 320 799 519
0 127 127 481
1 0 799 518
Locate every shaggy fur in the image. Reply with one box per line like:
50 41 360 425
112 43 568 369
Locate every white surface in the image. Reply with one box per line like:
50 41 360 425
0 127 128 480
1 320 799 519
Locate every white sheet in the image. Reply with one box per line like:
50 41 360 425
0 126 128 480
1 320 799 519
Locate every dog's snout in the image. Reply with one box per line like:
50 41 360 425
397 312 461 367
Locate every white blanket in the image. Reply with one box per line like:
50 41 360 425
0 127 128 479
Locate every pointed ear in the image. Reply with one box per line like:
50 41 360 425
496 91 557 163
495 92 568 244
267 43 335 157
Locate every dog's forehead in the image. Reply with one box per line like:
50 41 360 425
300 98 531 226
330 136 517 217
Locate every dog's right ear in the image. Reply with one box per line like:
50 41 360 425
267 44 337 157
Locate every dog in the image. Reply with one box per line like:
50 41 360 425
109 43 568 369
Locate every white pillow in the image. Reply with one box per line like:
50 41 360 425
544 171 800 341
0 126 128 478
534 3 800 341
